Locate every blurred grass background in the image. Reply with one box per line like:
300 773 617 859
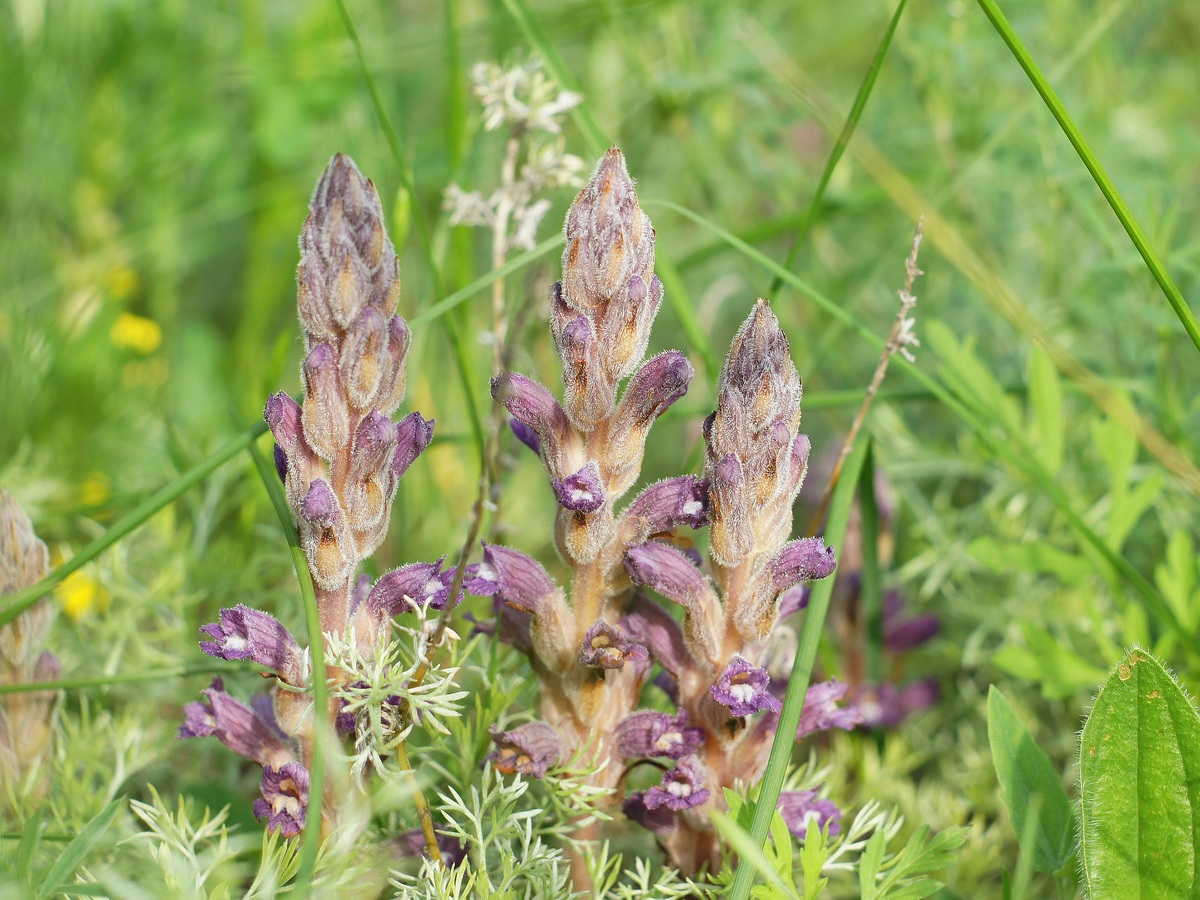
2 0 1198 892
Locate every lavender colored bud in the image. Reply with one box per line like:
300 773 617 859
617 351 693 426
367 559 455 618
296 247 334 339
33 649 61 682
552 461 605 513
179 678 293 767
708 454 750 567
614 710 704 760
265 392 304 456
710 656 782 718
768 538 837 587
339 306 388 409
199 605 303 685
373 315 412 416
352 411 399 474
509 418 541 455
779 791 842 839
348 573 373 617
796 679 865 740
716 300 801 433
625 541 713 611
463 543 556 614
301 342 350 460
392 411 435 482
642 757 710 812
580 621 649 670
625 476 708 533
623 792 678 836
300 479 337 526
627 273 647 305
492 373 571 465
488 721 563 777
620 593 689 677
272 443 288 481
253 761 311 838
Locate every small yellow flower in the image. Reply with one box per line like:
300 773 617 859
58 569 106 621
111 311 162 355
79 473 109 507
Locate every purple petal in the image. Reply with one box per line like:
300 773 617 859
625 476 709 532
178 679 293 767
623 792 678 837
487 722 563 778
199 605 303 684
777 585 811 619
779 790 841 839
617 351 693 424
392 411 435 481
367 559 455 618
642 757 710 812
580 621 649 670
885 613 941 653
624 541 714 610
768 538 837 587
509 418 541 455
614 710 704 760
796 679 865 740
552 461 605 513
492 374 570 448
709 656 782 718
254 761 310 837
463 543 557 614
300 479 338 526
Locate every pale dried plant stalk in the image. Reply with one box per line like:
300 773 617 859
0 489 61 810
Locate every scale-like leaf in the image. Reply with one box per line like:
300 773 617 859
1080 649 1200 897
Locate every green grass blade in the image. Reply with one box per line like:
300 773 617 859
729 437 870 900
36 798 122 899
656 198 1197 656
711 809 801 900
0 421 268 628
859 440 884 684
335 0 484 456
654 252 719 381
0 664 238 695
974 0 1200 356
247 442 327 889
770 0 908 296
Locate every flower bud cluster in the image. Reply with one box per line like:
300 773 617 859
0 490 61 808
476 149 698 790
182 154 441 837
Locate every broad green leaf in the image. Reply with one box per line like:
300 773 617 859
37 798 123 899
1027 345 1064 475
987 687 1076 873
1080 649 1200 897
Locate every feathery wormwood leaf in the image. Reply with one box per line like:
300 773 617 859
582 843 697 899
126 787 246 896
1079 648 1200 897
35 797 122 899
986 687 1076 874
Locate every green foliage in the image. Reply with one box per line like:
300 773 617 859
1079 648 1200 898
986 687 1075 874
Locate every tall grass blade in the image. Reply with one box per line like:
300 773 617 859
859 440 884 684
36 798 122 899
974 0 1200 355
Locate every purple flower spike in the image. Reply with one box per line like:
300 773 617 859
487 721 563 777
643 757 710 812
552 461 605 513
626 476 709 532
509 418 541 455
710 656 782 718
367 560 455 618
253 762 311 837
179 678 293 767
623 792 678 837
199 605 303 685
614 710 704 760
580 621 649 670
768 538 837 587
463 543 557 614
796 679 865 740
779 790 841 839
392 411 435 482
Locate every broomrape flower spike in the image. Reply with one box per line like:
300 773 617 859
182 153 445 840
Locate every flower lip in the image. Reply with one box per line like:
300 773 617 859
642 757 710 811
709 656 782 718
253 761 311 837
551 461 605 513
487 721 563 778
580 621 649 670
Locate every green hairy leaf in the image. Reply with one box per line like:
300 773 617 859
1080 648 1200 897
987 686 1075 873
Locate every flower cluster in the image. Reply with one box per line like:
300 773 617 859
181 154 444 837
0 490 61 808
470 150 856 875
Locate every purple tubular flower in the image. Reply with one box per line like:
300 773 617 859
710 656 782 718
264 392 304 454
253 762 310 837
463 543 557 614
625 542 711 609
853 680 939 728
617 351 694 425
272 443 288 481
625 476 709 532
300 342 350 460
179 678 293 767
392 411 435 482
779 790 842 839
777 585 811 619
492 373 570 448
351 411 399 476
367 559 457 618
796 679 865 740
488 722 563 777
768 538 837 587
199 605 303 685
614 710 704 760
552 461 605 513
580 621 649 670
885 613 941 653
623 792 678 837
509 418 541 455
643 757 710 812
